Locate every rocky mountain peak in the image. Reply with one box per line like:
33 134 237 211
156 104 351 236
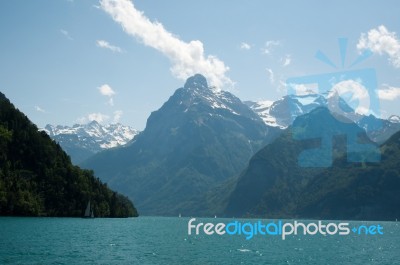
184 74 208 90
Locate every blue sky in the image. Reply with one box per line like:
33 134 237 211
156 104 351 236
1 0 400 129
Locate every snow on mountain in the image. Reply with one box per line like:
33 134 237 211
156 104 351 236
245 94 326 129
178 74 252 118
42 121 139 164
243 100 279 128
247 94 400 143
44 121 138 149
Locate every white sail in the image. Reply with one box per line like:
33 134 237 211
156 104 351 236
84 201 91 217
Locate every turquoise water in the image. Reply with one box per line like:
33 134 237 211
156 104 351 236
0 217 399 264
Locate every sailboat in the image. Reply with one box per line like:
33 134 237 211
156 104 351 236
83 201 94 218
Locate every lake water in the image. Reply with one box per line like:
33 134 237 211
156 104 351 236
0 217 399 264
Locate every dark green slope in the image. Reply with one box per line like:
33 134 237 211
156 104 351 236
225 107 397 220
0 92 138 217
224 131 323 218
296 130 400 221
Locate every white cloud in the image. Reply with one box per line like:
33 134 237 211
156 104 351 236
240 42 251 50
277 80 287 93
77 111 123 125
357 25 400 68
76 117 87 124
266 68 274 83
98 84 116 106
262 40 280 55
289 83 319 96
96 40 123 53
330 80 369 100
34 106 45 113
60 29 73 40
88 113 109 123
100 0 232 88
281 54 291 67
113 110 123 123
329 80 370 115
77 113 109 124
377 85 400 100
98 84 115 97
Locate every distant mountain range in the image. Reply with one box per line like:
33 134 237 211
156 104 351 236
246 94 400 143
43 122 139 164
47 91 400 166
244 94 328 129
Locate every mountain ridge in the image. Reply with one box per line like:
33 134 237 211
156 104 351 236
43 121 139 164
247 94 400 143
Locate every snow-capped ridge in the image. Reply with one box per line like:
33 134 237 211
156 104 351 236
178 74 250 118
247 93 400 143
245 94 327 129
43 122 139 149
389 115 400 123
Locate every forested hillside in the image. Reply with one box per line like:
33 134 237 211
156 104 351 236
0 92 138 217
